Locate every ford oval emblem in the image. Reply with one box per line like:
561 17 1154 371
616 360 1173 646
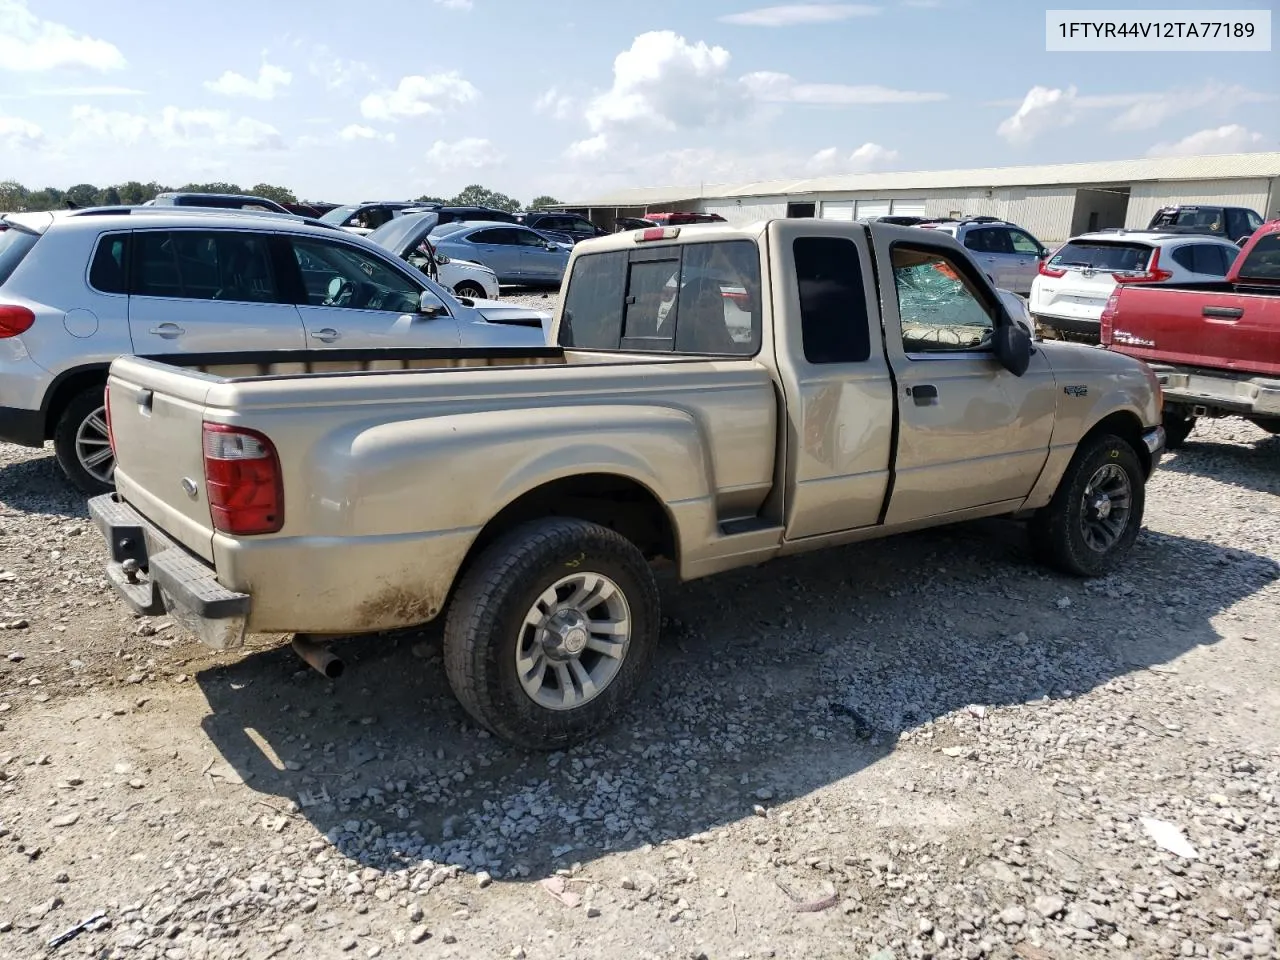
180 477 199 499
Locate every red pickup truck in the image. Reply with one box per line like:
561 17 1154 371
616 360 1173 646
1101 220 1280 448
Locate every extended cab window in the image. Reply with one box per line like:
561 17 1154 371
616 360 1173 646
891 244 996 354
134 231 280 303
560 241 760 355
793 236 870 364
1237 234 1280 282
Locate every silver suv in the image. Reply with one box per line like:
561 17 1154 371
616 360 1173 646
0 207 549 493
917 217 1049 296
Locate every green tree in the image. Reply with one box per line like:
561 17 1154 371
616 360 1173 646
449 184 520 213
178 181 244 195
0 179 28 211
250 183 297 204
26 187 65 211
529 195 561 210
100 186 122 206
65 183 100 208
415 194 448 205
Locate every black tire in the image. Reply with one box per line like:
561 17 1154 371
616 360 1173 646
1163 410 1196 449
442 518 660 750
454 281 487 299
53 385 114 495
1031 432 1145 577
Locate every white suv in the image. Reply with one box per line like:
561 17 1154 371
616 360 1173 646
0 207 550 493
1030 230 1240 342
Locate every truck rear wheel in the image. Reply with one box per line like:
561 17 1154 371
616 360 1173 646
1031 432 1145 577
442 518 660 750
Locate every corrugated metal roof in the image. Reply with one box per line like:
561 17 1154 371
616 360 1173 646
564 151 1280 208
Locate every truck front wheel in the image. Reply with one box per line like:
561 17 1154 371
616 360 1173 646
443 518 660 750
1031 433 1146 577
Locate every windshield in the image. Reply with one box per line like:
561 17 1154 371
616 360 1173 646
319 204 359 225
1047 240 1152 272
367 213 438 256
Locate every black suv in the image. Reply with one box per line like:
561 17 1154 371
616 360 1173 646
1147 205 1265 244
146 192 292 215
518 211 608 245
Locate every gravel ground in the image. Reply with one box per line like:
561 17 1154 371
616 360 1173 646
1 408 1278 959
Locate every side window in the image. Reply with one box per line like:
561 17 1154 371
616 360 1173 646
962 229 990 252
289 238 424 313
621 258 680 347
470 228 510 245
673 241 760 355
133 231 279 303
793 236 871 364
891 244 997 355
1246 210 1263 231
89 233 130 294
559 251 626 348
1170 245 1197 273
1009 230 1041 255
515 229 551 247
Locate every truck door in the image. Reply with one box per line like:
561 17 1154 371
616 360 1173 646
868 231 1057 523
768 221 896 540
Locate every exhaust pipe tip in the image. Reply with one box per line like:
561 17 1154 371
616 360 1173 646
292 636 345 680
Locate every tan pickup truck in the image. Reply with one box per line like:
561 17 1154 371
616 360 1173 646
89 219 1166 749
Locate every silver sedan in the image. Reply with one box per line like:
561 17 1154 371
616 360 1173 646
431 222 571 286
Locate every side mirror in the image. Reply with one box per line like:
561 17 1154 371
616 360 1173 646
993 320 1033 376
545 242 557 251
437 255 451 264
418 291 447 317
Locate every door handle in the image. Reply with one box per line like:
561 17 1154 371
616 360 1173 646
983 257 998 263
309 328 341 343
908 384 939 405
148 323 185 338
1202 306 1243 319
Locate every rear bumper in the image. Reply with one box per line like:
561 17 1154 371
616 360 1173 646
0 404 45 448
1032 313 1102 338
88 493 251 649
1150 365 1280 418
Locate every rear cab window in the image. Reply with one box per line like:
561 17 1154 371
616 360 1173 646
559 240 761 356
1237 234 1280 282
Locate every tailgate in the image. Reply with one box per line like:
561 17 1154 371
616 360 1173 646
107 357 217 562
1107 287 1280 377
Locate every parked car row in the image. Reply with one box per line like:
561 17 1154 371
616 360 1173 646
0 204 554 492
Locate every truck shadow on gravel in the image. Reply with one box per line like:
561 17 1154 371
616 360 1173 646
195 522 1278 883
0 449 91 519
1159 434 1280 495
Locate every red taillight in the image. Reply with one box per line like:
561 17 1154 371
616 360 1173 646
1038 247 1067 278
1099 292 1121 342
0 304 35 338
635 226 681 242
1114 247 1173 284
202 422 283 535
104 385 116 458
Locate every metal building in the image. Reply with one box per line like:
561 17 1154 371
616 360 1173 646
560 152 1280 244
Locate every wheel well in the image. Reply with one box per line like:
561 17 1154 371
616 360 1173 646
42 368 108 440
1084 411 1151 476
454 280 484 293
460 473 678 577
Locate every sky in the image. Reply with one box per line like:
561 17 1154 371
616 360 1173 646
0 0 1277 205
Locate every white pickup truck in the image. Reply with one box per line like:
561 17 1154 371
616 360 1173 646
89 219 1166 749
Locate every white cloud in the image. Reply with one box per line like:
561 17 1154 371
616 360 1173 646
742 70 946 104
0 114 43 147
339 123 394 143
996 80 1277 144
586 31 750 133
205 63 292 100
0 0 125 72
1147 124 1267 157
535 87 573 120
720 4 880 26
426 137 503 170
433 0 473 8
305 44 375 91
565 134 609 160
70 104 285 151
848 142 899 170
996 85 1080 144
807 142 899 173
360 72 479 121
